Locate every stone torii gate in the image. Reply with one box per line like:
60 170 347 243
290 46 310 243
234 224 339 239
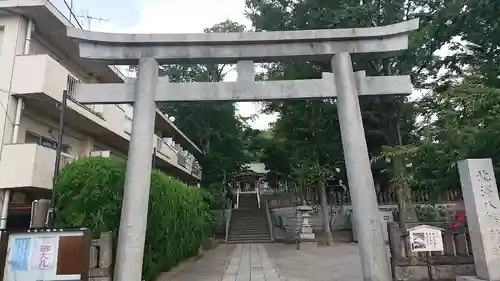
67 19 419 281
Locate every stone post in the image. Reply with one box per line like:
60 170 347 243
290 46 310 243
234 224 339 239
457 158 500 281
296 205 315 240
114 57 158 281
331 52 391 281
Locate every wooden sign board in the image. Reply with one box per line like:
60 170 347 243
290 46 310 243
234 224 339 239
408 225 444 252
0 228 91 281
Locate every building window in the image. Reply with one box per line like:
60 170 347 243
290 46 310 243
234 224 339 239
25 131 70 153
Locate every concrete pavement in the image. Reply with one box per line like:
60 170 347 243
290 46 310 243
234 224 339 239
222 244 285 281
159 242 363 281
263 243 363 281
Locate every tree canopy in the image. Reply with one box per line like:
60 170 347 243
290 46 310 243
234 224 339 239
155 0 500 205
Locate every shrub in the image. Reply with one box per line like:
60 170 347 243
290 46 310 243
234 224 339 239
54 156 125 236
55 157 209 281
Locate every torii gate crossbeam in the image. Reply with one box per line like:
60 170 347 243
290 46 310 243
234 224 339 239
73 70 412 103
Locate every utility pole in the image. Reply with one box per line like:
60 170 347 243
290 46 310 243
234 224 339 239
47 90 68 227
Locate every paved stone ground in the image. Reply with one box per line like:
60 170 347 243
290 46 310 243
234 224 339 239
162 244 236 281
222 244 286 281
160 243 363 281
264 243 363 281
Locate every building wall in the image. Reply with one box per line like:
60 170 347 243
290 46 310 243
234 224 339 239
29 34 92 84
17 113 88 157
0 16 28 156
0 14 200 190
0 16 103 152
28 35 48 56
18 109 134 160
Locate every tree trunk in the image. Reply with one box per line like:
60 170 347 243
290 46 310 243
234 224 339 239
299 178 305 204
319 181 334 246
393 156 416 230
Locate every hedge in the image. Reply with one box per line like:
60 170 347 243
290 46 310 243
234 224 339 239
54 156 209 281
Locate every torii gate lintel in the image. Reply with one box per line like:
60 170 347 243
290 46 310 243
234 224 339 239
73 70 412 104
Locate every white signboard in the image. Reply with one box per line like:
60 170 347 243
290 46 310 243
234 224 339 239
3 231 84 281
409 225 444 252
31 237 57 270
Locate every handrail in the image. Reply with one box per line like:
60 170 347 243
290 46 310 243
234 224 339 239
265 200 274 241
236 187 240 209
225 199 232 242
256 187 261 209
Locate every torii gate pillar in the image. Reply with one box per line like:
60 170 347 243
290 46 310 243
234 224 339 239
114 57 158 281
333 52 391 280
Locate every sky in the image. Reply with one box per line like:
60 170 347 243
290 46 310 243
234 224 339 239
51 0 450 130
51 0 277 130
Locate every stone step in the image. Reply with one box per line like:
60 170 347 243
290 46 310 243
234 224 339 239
232 215 267 218
227 236 271 240
229 227 269 233
231 217 267 220
231 219 267 222
230 226 269 230
232 215 264 218
232 220 267 223
228 232 271 238
232 218 267 220
232 223 267 226
227 235 271 240
229 229 270 233
224 239 274 244
231 226 269 230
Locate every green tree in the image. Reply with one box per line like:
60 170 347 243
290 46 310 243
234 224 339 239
158 20 250 187
245 0 473 225
414 76 500 191
441 0 500 88
267 100 343 245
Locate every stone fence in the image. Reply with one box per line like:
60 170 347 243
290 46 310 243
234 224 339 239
89 231 113 281
264 188 462 208
268 202 461 241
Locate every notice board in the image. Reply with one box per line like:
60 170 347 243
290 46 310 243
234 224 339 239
0 228 90 281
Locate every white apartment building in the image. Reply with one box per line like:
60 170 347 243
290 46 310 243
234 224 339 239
0 0 203 228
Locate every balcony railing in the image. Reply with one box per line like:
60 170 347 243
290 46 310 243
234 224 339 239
192 162 201 177
155 137 200 178
177 154 187 168
66 75 104 118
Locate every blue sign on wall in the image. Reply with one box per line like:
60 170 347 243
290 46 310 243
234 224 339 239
9 237 31 271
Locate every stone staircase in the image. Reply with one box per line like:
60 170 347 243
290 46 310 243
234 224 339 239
226 194 272 244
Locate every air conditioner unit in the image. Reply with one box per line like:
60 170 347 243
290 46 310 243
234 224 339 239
30 199 51 228
90 150 111 157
